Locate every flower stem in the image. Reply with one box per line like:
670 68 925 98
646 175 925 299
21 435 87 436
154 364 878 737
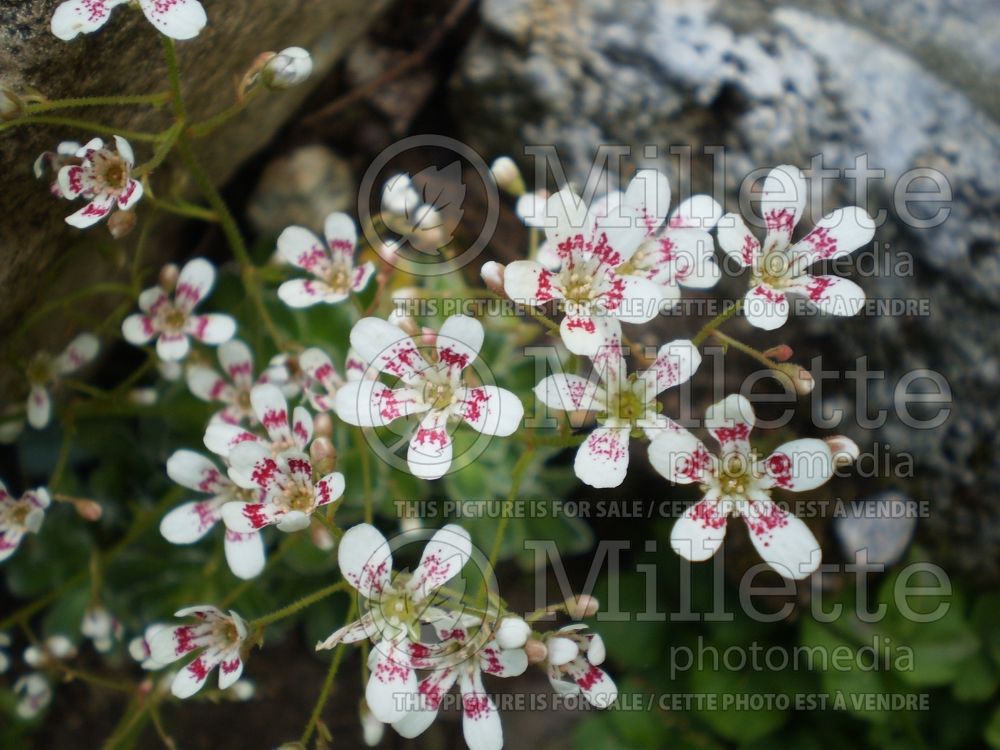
186 89 261 139
711 329 782 369
161 37 186 121
25 92 171 113
249 580 349 630
486 447 536 576
691 300 742 347
0 115 161 142
300 600 357 745
143 194 218 222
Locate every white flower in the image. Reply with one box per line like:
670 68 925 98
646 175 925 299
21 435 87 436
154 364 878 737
0 482 50 563
335 315 524 480
122 258 237 361
546 625 616 708
25 332 99 429
81 606 123 653
490 156 524 195
34 141 81 196
299 346 366 414
0 632 11 674
160 450 266 580
261 352 310 399
533 329 700 488
277 212 376 307
24 634 77 668
493 616 531 650
392 623 528 750
717 164 875 330
203 383 313 459
14 673 52 719
149 605 248 699
648 394 833 579
128 623 169 670
316 523 473 724
56 137 143 228
220 441 344 534
381 173 420 217
52 0 206 41
264 47 313 89
620 193 724 302
186 339 266 425
503 170 669 355
379 173 447 253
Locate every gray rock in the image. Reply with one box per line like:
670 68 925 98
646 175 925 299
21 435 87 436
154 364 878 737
452 0 1000 580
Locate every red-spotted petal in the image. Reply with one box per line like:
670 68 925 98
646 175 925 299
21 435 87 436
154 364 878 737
455 386 523 436
574 427 630 489
670 499 729 562
742 498 821 580
139 0 206 40
743 283 789 331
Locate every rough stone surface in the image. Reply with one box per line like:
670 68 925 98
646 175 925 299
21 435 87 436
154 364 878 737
0 0 389 334
453 0 1000 580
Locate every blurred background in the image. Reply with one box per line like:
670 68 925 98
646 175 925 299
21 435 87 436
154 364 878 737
1 0 999 748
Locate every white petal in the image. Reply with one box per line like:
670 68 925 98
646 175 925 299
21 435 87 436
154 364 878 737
409 524 471 598
407 410 453 480
436 315 483 373
716 213 760 269
639 338 701 396
218 339 254 388
54 333 99 374
567 660 618 709
503 260 559 304
250 383 292 444
216 650 244 690
156 332 190 361
186 365 231 403
455 386 523 436
559 314 604 356
159 500 221 544
668 193 723 230
224 530 266 580
574 427 630 489
66 194 115 228
533 374 602 412
349 317 426 383
607 275 660 324
278 226 329 275
171 647 222 698
277 278 341 307
174 258 216 313
338 523 392 598
742 499 821 580
27 386 51 429
743 284 789 331
50 0 123 40
599 169 670 261
459 670 503 750
367 641 417 723
185 314 237 344
547 637 579 666
648 428 713 484
759 164 807 252
786 274 865 316
670 499 729 562
323 212 358 263
392 668 458 738
758 438 833 492
117 179 143 210
705 394 755 455
139 0 206 39
790 206 875 268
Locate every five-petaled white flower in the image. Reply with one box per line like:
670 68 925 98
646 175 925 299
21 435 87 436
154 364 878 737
160 449 266 579
299 346 366 414
220 440 345 535
621 193 724 303
503 170 668 355
52 0 206 41
0 481 50 563
122 258 236 361
534 330 700 488
24 332 99 429
150 605 248 699
316 523 473 724
392 619 528 750
277 212 376 308
81 606 122 653
717 164 875 330
14 673 52 719
186 339 266 425
648 394 832 579
335 315 524 480
56 136 143 228
203 382 313 459
545 624 617 708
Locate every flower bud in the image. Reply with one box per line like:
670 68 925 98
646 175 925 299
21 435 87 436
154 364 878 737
73 498 103 522
313 412 333 439
546 636 579 666
490 156 525 196
762 343 793 362
263 47 313 89
494 616 531 649
825 435 860 467
158 263 179 292
774 363 814 395
420 326 437 348
311 522 335 551
310 437 337 476
231 680 255 701
524 638 548 664
565 594 600 619
1 88 21 120
107 209 137 239
128 387 159 405
480 261 507 296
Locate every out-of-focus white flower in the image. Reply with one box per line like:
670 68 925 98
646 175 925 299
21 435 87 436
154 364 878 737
276 212 375 307
51 0 206 41
122 258 236 362
0 482 50 563
128 623 169 670
263 47 313 89
24 634 77 667
186 339 268 425
546 625 616 708
56 137 142 229
14 673 52 719
149 606 248 699
24 332 99 429
490 156 524 195
299 346 366 415
717 164 875 330
230 679 256 701
81 606 123 653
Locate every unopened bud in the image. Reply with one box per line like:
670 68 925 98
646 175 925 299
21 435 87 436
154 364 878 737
107 210 137 239
310 437 337 476
313 413 333 439
387 309 420 337
762 343 793 362
1 88 21 120
238 52 275 100
825 435 860 467
73 498 103 522
494 616 531 649
158 263 179 292
263 47 313 89
420 327 436 348
128 387 158 405
311 522 335 551
524 638 548 664
480 261 507 296
565 594 600 619
490 156 525 196
774 363 814 395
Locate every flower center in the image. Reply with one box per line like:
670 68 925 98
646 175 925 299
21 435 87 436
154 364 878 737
716 453 754 498
561 270 597 304
325 264 351 294
26 355 54 387
94 151 129 192
161 305 188 332
281 482 314 512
